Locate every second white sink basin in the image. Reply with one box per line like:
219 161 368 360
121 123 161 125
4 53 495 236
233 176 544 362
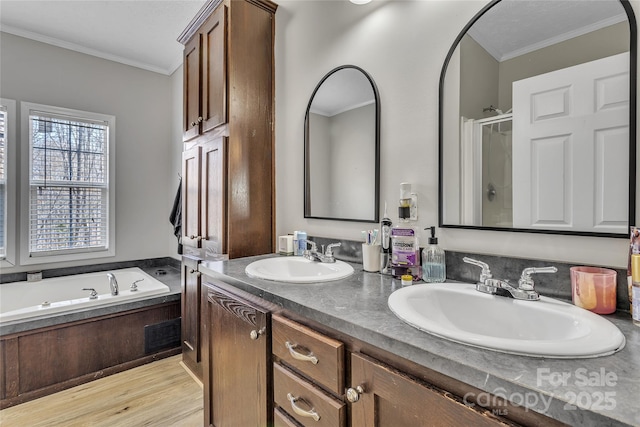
245 257 354 283
388 282 625 358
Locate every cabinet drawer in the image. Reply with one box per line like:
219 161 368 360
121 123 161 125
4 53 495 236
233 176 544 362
272 315 344 395
274 363 346 427
275 407 303 427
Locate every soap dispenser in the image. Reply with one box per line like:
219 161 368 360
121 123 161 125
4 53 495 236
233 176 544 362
422 226 446 283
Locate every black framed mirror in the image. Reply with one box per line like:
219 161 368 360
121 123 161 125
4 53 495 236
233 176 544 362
304 65 380 223
439 0 636 237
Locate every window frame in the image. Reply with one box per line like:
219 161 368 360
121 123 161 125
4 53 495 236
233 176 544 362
0 98 17 267
20 102 116 265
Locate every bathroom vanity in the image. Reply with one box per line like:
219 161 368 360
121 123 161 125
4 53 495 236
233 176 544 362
197 255 640 427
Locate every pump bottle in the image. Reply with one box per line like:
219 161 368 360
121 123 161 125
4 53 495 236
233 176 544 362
422 226 446 283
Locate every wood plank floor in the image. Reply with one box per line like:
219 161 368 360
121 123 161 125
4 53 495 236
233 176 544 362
0 355 203 427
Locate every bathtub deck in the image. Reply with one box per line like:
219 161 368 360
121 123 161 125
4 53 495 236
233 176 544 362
0 355 203 426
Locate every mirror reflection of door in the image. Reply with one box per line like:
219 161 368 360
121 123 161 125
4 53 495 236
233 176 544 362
440 0 635 237
512 52 629 233
304 66 380 222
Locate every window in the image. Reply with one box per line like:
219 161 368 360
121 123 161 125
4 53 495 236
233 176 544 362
0 98 16 266
21 103 115 263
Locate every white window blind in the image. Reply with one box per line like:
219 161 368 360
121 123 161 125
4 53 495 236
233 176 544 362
29 110 109 256
0 106 7 259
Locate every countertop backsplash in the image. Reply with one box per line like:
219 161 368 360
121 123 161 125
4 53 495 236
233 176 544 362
309 235 630 313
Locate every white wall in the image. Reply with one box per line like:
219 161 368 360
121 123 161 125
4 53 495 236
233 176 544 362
170 65 185 260
275 0 640 268
0 32 178 273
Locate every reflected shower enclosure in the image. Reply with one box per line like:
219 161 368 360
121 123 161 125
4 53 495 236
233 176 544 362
459 113 512 227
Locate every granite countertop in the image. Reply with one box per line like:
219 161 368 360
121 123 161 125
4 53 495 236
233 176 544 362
0 264 181 336
198 254 640 427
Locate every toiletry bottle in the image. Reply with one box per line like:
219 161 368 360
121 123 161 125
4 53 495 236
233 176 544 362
632 254 640 326
380 203 392 274
293 231 307 256
391 183 421 280
422 226 446 283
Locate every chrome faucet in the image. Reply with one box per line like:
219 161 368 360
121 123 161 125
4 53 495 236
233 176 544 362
107 273 119 296
303 241 341 263
463 257 557 301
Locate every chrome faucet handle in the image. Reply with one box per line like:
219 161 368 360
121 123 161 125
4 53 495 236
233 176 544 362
518 266 557 291
463 257 492 284
306 240 317 252
82 288 98 299
325 242 341 257
131 279 144 292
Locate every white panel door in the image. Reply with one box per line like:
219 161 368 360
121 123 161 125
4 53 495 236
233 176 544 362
512 52 629 233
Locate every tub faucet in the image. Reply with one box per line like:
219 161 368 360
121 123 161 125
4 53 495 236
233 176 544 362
463 257 557 301
107 273 119 296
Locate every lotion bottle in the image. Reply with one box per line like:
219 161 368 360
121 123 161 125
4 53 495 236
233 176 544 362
422 226 446 283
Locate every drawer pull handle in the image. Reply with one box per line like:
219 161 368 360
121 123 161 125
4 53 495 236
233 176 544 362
285 341 318 365
183 341 195 351
287 393 320 422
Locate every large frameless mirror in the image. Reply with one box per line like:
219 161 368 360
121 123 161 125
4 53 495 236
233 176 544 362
304 65 380 223
439 0 636 237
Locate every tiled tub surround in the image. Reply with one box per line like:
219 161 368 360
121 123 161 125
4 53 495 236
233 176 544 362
199 254 640 427
0 258 181 336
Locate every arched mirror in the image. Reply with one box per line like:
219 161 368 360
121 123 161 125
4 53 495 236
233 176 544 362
439 0 636 237
304 65 380 223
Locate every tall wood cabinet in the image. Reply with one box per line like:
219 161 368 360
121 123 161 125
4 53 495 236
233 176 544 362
179 0 277 379
179 0 276 259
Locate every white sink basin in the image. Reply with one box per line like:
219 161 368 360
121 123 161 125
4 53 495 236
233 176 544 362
388 282 625 358
245 257 354 283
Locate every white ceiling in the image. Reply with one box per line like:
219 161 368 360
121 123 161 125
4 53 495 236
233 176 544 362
468 0 628 62
0 0 629 75
0 0 207 75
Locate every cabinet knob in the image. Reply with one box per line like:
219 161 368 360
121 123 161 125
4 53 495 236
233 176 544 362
189 235 203 241
188 269 201 276
287 393 320 421
250 327 266 340
346 385 365 403
190 121 197 127
197 116 203 123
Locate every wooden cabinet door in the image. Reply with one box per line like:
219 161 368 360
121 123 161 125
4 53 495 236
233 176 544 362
201 5 227 133
349 353 510 427
181 146 202 248
183 34 202 142
203 281 271 427
181 257 202 378
200 137 227 258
